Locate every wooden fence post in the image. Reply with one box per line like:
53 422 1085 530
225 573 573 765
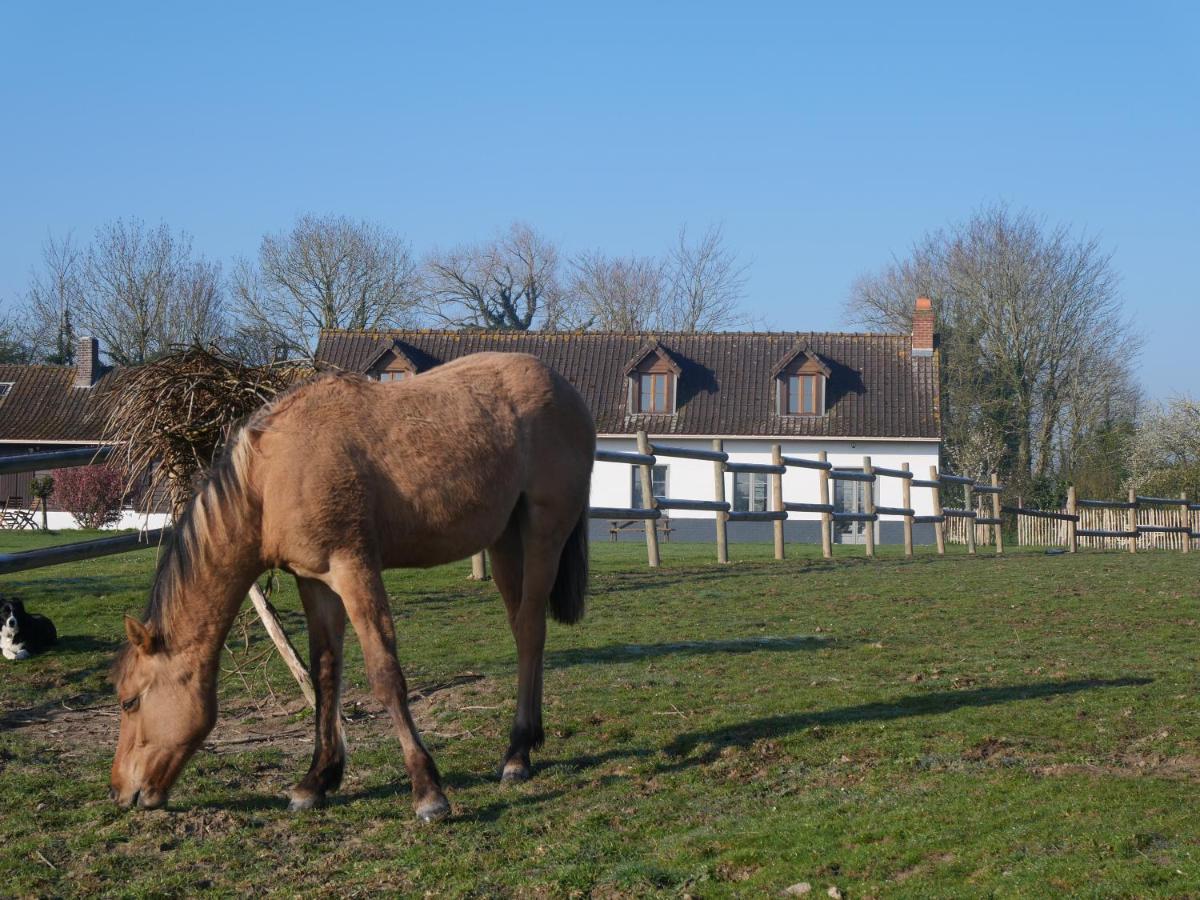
1182 492 1191 555
991 473 1003 555
963 479 977 556
1127 487 1138 554
470 551 489 580
818 451 832 559
901 462 913 558
930 466 946 556
636 430 660 568
1066 485 1078 553
713 439 729 564
862 456 875 558
772 444 785 560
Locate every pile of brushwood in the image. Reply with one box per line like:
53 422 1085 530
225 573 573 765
102 345 313 516
101 344 319 705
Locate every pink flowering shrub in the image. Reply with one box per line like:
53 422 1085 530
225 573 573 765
51 464 126 529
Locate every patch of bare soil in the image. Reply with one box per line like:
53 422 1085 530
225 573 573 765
2 672 499 756
1031 754 1200 781
892 852 957 884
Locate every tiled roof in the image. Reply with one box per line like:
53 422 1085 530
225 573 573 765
315 330 940 439
0 365 114 443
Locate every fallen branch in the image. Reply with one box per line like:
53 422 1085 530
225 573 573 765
248 583 315 709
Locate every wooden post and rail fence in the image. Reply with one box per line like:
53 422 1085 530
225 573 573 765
0 443 1195 585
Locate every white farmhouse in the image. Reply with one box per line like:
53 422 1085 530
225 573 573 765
316 298 941 545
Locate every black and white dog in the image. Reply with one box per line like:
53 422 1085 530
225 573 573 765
1 598 57 660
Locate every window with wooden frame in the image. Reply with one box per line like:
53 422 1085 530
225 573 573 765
377 368 410 383
639 372 671 413
784 373 822 415
773 348 829 417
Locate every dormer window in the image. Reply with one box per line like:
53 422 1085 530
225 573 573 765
366 341 419 383
623 340 682 416
771 343 830 417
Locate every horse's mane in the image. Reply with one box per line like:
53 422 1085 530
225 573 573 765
110 372 357 678
149 437 257 631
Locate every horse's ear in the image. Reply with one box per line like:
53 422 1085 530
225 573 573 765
124 616 156 654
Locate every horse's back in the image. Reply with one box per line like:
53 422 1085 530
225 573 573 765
254 353 594 573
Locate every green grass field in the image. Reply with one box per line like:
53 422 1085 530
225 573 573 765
1 531 1198 897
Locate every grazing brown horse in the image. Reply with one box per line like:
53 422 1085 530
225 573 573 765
110 353 595 821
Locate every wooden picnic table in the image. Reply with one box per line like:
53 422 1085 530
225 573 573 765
609 517 672 542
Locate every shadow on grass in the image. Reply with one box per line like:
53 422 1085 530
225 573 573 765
661 677 1154 763
546 634 836 668
590 567 778 594
55 635 121 654
196 778 567 824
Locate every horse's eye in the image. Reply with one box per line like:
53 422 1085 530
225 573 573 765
121 695 141 713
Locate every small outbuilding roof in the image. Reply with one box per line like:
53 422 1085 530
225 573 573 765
0 364 114 443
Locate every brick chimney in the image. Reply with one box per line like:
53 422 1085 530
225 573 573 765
75 337 101 387
912 297 934 357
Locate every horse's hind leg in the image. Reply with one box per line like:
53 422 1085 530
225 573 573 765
289 577 347 812
497 505 567 782
330 559 449 822
489 519 537 781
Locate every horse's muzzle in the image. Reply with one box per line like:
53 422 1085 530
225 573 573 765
111 785 167 810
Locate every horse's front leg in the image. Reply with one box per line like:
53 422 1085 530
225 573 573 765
289 577 348 811
332 560 450 823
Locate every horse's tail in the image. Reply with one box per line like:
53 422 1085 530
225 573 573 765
549 508 588 625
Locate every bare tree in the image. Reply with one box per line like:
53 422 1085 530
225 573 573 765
21 232 84 364
233 214 420 357
223 321 284 366
167 258 225 348
846 204 1139 491
663 224 749 332
76 219 226 365
424 222 563 331
569 251 664 332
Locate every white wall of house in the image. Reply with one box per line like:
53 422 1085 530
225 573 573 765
41 509 171 531
593 435 941 520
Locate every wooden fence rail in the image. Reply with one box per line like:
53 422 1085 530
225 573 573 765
570 430 1017 568
2 445 1192 582
580 431 1198 567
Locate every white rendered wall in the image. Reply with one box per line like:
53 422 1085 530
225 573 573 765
41 510 171 531
593 436 940 520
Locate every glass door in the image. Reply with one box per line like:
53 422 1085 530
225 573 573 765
833 471 869 544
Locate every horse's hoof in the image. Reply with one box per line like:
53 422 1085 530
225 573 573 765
415 796 451 823
500 762 531 783
287 789 324 812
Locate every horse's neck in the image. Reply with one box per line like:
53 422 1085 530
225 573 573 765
162 517 263 674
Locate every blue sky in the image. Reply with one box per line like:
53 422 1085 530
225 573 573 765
0 2 1196 398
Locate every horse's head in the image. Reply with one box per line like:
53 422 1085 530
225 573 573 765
110 616 217 809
